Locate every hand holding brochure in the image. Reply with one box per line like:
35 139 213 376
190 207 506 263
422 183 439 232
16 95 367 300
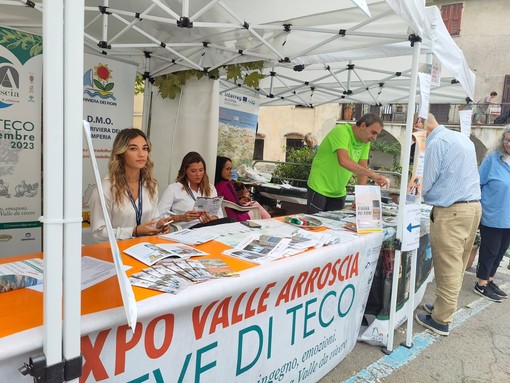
193 196 223 215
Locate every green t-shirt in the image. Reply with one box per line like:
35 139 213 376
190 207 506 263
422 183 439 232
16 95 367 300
307 123 370 198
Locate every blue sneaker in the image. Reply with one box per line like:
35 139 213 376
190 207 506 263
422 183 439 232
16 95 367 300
423 303 434 314
415 313 449 336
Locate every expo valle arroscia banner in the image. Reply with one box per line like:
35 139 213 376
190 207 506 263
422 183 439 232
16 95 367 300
0 26 43 257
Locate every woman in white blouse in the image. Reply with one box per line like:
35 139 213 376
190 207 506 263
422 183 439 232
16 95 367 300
90 129 173 242
158 151 224 229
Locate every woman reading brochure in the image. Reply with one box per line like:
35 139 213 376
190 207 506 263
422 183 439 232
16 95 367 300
158 152 230 229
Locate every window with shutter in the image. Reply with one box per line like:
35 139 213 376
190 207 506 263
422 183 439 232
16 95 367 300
441 3 463 36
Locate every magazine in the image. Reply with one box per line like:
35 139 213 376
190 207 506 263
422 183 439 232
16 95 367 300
124 242 209 266
0 258 44 293
193 196 223 215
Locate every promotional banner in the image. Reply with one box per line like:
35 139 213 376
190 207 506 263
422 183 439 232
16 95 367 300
82 54 137 225
0 26 43 257
218 90 259 166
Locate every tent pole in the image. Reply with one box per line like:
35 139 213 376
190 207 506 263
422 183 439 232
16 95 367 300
63 0 85 381
42 0 64 374
385 37 422 354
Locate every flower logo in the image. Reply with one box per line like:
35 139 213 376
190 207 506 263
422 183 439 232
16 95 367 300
92 63 114 92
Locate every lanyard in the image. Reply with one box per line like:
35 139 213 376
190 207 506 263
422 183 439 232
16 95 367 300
184 183 200 201
126 178 143 226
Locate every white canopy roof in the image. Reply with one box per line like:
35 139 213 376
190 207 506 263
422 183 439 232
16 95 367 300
2 0 474 104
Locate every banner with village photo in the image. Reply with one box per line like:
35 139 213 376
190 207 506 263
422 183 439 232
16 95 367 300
82 54 137 227
0 26 43 257
218 90 259 166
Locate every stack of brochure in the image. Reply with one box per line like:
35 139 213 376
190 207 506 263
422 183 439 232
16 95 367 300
129 258 238 294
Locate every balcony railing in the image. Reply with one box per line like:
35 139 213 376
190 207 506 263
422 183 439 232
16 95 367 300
347 102 510 126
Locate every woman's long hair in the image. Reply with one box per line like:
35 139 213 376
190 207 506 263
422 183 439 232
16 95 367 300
214 156 232 184
176 151 212 196
108 128 157 205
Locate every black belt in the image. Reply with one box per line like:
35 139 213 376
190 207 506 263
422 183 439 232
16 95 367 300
453 200 479 204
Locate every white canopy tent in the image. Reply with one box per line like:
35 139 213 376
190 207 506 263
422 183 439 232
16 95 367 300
0 0 475 380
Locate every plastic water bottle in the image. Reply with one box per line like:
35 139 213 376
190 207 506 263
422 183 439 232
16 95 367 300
231 170 238 181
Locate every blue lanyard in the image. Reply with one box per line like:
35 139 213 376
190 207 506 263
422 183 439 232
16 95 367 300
127 179 143 226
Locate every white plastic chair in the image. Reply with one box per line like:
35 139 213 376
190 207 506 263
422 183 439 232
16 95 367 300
221 200 261 220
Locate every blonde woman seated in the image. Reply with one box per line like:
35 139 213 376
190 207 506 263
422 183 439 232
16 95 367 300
158 152 231 229
90 129 173 242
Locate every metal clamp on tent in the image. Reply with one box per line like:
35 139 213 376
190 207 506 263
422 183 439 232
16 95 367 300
98 5 111 15
408 33 422 46
25 0 35 8
19 353 83 382
177 16 193 28
97 41 111 49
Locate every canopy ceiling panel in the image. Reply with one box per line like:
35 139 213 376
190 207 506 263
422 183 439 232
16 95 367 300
1 0 474 104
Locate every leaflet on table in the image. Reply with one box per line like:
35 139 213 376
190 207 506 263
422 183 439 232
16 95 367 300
159 228 219 245
124 242 208 265
193 196 223 215
355 185 383 233
223 234 292 264
0 258 44 293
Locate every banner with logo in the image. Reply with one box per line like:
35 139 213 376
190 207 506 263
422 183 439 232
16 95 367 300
218 90 259 166
82 54 137 226
0 26 43 257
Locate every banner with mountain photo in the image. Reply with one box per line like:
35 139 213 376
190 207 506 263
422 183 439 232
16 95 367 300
0 26 43 257
217 90 259 166
81 54 136 228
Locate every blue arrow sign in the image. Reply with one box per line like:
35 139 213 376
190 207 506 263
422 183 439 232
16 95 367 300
407 223 420 232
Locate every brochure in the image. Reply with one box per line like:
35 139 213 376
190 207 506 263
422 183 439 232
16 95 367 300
223 234 292 264
355 185 383 233
193 196 223 215
0 258 44 293
159 228 219 245
196 258 239 278
124 242 209 266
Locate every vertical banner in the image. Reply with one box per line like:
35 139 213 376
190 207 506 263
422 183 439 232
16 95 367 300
0 26 43 257
218 90 259 166
82 54 136 225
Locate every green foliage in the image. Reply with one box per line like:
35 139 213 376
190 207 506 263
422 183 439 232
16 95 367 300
370 140 401 169
153 61 265 100
134 76 145 95
272 147 316 187
0 27 42 64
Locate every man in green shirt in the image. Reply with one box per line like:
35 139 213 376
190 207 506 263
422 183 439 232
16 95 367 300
307 113 389 213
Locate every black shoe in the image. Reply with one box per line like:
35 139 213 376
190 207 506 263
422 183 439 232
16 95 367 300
415 313 449 336
423 303 434 314
488 280 508 299
473 283 503 302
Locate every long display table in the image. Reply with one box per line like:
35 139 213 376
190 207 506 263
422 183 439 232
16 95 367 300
0 220 383 382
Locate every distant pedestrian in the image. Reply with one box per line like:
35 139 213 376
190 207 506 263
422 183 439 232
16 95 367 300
416 113 481 336
303 132 319 151
473 91 497 125
474 126 510 301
